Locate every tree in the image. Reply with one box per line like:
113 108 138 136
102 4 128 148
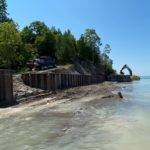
34 28 56 57
101 44 115 75
0 22 22 68
21 26 35 44
77 35 91 61
21 21 56 57
55 30 77 63
104 44 111 55
102 44 112 63
83 29 102 64
0 0 10 22
83 29 101 48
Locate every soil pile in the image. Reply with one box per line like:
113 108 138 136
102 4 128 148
13 75 44 100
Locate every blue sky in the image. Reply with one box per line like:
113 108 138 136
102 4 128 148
7 0 150 75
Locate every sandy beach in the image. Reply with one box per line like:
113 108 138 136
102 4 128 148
0 82 121 119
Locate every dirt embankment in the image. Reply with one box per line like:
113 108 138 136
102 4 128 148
52 82 118 101
13 75 45 100
13 61 105 101
13 70 118 103
36 61 104 75
18 81 120 106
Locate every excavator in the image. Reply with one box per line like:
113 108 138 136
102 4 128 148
120 64 132 76
107 64 134 82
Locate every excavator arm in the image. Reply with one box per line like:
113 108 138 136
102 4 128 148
120 64 132 76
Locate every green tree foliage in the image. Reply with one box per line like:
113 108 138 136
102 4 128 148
101 44 115 75
82 29 102 65
0 22 34 69
55 30 77 63
77 35 91 61
104 44 111 55
0 0 10 22
0 22 22 68
21 26 35 44
0 0 115 74
0 21 115 74
21 21 56 57
21 26 38 61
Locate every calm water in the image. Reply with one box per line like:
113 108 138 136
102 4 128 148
0 78 150 150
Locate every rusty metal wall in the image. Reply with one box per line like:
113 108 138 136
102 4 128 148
22 73 105 91
0 70 14 103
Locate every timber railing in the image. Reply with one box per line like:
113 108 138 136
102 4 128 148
21 73 105 91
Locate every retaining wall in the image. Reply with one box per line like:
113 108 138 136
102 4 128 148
22 73 105 91
0 70 14 104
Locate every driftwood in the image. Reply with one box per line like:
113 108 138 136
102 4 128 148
118 92 123 98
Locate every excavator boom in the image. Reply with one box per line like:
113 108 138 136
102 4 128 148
120 64 132 76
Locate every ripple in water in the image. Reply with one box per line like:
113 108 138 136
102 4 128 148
0 79 150 150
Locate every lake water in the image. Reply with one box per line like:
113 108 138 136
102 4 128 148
0 78 150 150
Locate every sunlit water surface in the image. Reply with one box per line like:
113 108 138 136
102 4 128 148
0 78 150 150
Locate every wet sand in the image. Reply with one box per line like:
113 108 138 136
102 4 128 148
0 82 121 119
1 80 150 150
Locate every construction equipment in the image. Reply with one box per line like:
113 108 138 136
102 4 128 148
120 64 132 76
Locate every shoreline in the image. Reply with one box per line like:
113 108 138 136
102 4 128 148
0 82 122 119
